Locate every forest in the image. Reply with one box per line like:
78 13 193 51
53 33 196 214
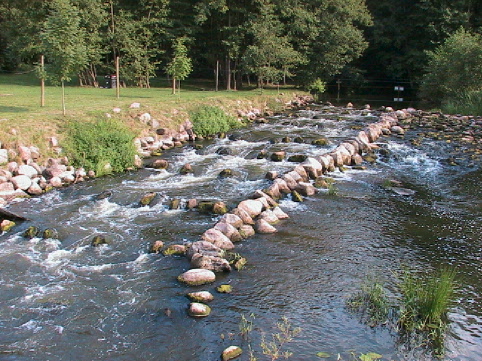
1 0 481 109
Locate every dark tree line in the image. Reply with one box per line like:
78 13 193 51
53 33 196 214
0 0 481 101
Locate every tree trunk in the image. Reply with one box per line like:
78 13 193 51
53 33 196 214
226 56 231 91
172 76 176 94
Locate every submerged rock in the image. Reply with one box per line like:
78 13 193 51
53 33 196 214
163 244 186 256
149 240 164 253
217 284 233 293
23 226 39 238
390 187 416 196
139 192 157 206
42 228 58 239
91 235 108 246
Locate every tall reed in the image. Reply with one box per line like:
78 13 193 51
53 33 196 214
398 267 456 331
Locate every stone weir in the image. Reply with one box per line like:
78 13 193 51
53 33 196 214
172 111 401 321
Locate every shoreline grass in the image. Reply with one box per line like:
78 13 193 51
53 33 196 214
0 73 305 161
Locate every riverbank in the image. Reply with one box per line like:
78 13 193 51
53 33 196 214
0 74 311 210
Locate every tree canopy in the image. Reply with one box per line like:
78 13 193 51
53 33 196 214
1 0 481 103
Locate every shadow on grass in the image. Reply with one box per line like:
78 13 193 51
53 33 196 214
0 106 30 113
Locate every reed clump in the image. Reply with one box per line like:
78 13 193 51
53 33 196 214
398 267 456 332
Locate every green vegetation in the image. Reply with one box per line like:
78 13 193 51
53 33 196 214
190 105 241 137
347 267 456 357
260 316 301 361
442 91 482 116
165 37 193 94
420 28 482 112
63 117 137 176
347 280 389 326
308 78 326 102
398 267 456 332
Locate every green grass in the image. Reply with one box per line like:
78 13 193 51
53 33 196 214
442 90 482 116
0 72 304 160
398 267 456 331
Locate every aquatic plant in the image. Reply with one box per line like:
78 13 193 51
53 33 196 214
239 313 255 340
398 267 456 332
260 316 301 361
347 280 389 326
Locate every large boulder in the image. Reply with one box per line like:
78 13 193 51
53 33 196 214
232 207 255 225
295 182 317 196
218 213 244 228
239 224 255 238
201 228 235 250
254 219 277 233
272 206 289 219
237 199 264 218
186 241 223 260
17 165 38 178
190 254 231 272
10 175 32 190
259 209 279 224
214 222 243 242
178 268 216 286
301 157 323 179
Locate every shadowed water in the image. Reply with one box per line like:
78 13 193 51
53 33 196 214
1 108 481 360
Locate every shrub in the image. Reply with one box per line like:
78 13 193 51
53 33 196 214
307 78 326 102
190 105 240 137
63 117 137 176
420 28 482 104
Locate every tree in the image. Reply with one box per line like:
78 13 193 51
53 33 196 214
242 0 304 88
420 28 482 103
41 0 87 115
165 37 193 94
108 0 169 88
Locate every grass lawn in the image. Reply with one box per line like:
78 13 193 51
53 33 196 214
0 72 305 158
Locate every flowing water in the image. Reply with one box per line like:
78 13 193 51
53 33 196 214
1 107 482 361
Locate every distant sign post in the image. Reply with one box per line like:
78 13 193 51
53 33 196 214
394 85 404 102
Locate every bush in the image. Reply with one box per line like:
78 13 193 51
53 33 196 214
63 118 137 176
190 105 240 137
420 28 482 104
307 78 326 102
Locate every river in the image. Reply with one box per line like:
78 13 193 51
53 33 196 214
1 106 481 361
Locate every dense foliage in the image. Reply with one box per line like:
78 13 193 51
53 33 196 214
1 0 481 105
420 29 482 102
63 118 137 176
190 105 240 137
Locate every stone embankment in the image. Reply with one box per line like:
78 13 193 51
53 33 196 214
0 96 312 231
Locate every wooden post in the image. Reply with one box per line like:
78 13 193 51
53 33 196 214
215 60 219 92
115 56 120 99
40 55 45 107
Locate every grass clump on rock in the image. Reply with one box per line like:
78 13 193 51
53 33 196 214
63 118 137 177
190 105 240 137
